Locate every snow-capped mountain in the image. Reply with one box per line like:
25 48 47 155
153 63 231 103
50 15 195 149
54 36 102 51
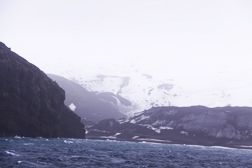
48 56 252 117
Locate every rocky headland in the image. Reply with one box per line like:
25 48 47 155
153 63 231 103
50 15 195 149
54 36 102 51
0 42 85 138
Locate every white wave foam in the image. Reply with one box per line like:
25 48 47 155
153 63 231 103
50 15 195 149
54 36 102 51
17 160 45 166
111 158 126 164
5 150 20 156
23 143 33 146
210 146 235 150
64 140 74 144
14 135 21 139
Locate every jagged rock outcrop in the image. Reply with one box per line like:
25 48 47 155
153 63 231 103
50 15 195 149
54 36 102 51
0 42 85 138
47 74 126 124
87 106 252 147
128 106 252 139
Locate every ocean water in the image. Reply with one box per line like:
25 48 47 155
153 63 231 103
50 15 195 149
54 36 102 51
1 137 252 168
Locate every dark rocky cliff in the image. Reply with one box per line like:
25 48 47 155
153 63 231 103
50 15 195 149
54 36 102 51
0 42 85 138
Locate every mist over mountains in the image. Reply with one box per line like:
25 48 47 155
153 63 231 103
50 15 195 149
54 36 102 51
1 0 251 116
49 59 252 116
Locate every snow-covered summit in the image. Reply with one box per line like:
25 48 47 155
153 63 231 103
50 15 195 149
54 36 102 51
49 57 252 117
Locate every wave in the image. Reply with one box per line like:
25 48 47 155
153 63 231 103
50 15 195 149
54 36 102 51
23 143 34 146
18 160 48 167
64 140 74 144
5 150 20 156
210 146 236 150
14 135 22 139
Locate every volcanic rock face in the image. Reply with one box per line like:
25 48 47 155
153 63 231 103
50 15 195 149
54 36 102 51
0 42 85 138
128 106 252 139
87 106 252 146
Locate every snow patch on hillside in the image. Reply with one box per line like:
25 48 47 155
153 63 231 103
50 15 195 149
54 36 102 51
69 103 76 111
50 57 252 117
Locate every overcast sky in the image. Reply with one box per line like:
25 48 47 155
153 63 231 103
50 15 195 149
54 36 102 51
1 0 252 87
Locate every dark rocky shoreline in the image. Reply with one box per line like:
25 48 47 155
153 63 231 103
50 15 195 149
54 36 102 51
85 135 252 150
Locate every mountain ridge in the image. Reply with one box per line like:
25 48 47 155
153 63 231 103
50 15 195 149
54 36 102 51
87 105 252 147
59 71 252 116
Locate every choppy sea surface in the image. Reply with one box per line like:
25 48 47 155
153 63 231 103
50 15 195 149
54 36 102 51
1 137 252 168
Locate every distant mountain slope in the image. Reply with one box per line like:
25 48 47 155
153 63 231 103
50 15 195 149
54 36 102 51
53 62 252 116
0 42 85 138
48 74 127 123
79 74 252 116
87 106 252 147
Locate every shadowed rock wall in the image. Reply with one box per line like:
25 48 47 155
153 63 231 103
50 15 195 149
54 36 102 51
0 42 85 138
